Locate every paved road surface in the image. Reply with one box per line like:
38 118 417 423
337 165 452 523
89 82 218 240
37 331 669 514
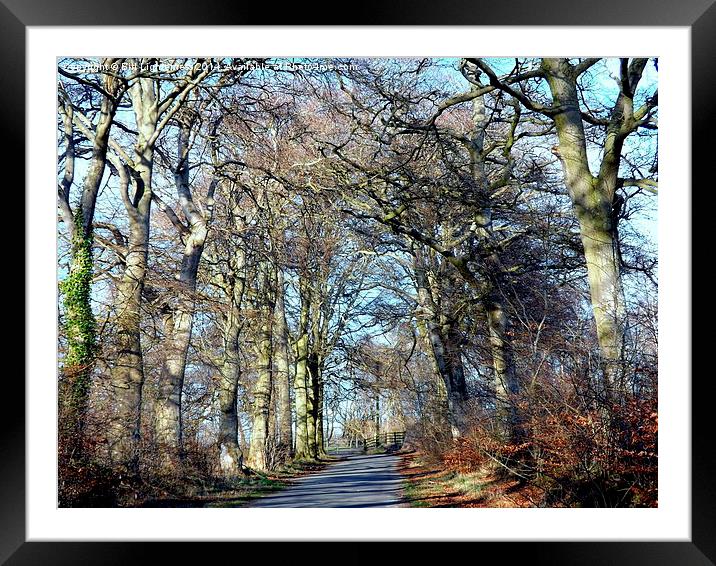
248 452 405 508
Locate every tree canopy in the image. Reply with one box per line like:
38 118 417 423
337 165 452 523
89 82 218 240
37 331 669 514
57 57 658 508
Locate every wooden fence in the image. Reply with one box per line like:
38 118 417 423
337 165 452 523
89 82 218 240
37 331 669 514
363 431 406 451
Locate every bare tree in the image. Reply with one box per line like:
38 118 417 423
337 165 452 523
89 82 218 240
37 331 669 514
471 57 657 400
57 58 127 447
104 59 212 471
152 109 219 464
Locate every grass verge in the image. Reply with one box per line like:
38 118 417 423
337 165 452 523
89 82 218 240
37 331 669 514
398 450 542 508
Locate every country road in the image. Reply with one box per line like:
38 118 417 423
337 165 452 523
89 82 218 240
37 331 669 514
248 451 406 508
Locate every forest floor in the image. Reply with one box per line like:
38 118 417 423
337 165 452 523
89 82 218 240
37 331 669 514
397 450 545 508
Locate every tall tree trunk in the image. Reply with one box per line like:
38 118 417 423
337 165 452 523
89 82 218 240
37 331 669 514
315 362 326 456
485 296 521 440
580 220 626 399
414 253 467 439
425 320 465 438
107 75 157 472
215 127 246 477
273 267 293 456
246 318 273 471
306 289 326 458
107 200 151 472
217 247 246 476
541 57 635 400
443 326 469 434
104 61 210 471
154 239 203 462
246 264 274 472
415 319 450 430
470 93 521 440
154 119 214 463
293 277 311 459
218 336 242 476
58 65 121 450
305 352 318 459
59 212 97 447
293 337 310 459
307 351 325 457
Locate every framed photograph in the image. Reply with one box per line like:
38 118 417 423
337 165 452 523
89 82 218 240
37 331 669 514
10 0 708 563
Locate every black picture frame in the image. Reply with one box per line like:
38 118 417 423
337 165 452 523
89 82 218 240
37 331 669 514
8 1 709 563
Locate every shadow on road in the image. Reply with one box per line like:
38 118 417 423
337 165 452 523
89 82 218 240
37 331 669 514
248 453 406 508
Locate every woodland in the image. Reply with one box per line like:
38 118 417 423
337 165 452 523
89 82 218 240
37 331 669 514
57 57 658 507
